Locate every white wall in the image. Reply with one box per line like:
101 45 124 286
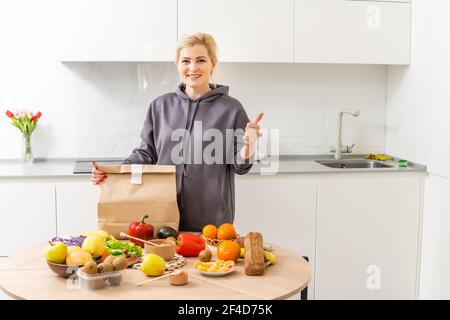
0 0 388 160
386 0 450 299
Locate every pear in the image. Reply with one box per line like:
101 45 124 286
66 251 93 266
81 261 98 275
112 256 128 271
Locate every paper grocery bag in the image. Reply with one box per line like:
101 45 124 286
96 164 179 239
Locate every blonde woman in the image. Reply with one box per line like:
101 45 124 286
92 33 263 231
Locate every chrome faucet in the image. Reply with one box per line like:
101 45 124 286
334 109 360 160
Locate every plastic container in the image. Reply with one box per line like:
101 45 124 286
77 269 123 290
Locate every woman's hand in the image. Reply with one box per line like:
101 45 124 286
241 112 264 160
91 161 108 185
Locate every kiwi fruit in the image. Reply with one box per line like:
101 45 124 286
98 262 114 273
112 256 128 271
81 261 98 275
108 274 123 286
103 256 116 265
198 250 212 262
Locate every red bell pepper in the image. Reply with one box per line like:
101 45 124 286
176 233 205 257
128 214 154 248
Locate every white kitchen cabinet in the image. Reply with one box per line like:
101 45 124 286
351 0 410 2
56 182 99 236
0 257 12 300
58 0 177 61
315 174 423 299
234 174 317 299
419 175 450 299
295 0 411 64
0 183 56 256
178 0 294 62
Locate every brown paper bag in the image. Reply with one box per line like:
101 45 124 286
96 164 179 239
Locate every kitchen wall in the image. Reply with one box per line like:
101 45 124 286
0 0 387 160
386 0 450 299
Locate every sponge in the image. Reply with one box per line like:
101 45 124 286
364 154 391 161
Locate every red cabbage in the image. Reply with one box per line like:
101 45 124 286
51 236 86 247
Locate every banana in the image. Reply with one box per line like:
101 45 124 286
239 248 277 268
264 251 276 268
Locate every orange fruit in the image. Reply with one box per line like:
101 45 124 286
217 223 237 240
217 240 241 262
202 224 218 239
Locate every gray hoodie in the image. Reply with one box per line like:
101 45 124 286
123 83 253 231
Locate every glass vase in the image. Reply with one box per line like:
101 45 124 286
22 133 33 163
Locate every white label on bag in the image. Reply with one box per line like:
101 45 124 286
131 164 143 185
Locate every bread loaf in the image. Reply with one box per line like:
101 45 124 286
244 232 265 276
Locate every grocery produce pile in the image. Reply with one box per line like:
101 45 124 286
44 214 277 290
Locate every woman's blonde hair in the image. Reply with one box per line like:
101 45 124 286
176 32 218 68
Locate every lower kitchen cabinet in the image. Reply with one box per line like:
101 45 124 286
0 257 12 300
235 174 317 299
55 182 99 236
0 183 56 256
315 174 423 299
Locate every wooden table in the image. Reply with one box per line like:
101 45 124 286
0 243 310 300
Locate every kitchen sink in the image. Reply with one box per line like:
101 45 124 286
316 159 395 169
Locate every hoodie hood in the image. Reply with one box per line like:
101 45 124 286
175 83 229 103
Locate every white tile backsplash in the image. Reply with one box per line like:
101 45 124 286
0 1 388 159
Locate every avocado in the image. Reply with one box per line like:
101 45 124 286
157 226 180 239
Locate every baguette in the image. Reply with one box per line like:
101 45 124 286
244 232 265 276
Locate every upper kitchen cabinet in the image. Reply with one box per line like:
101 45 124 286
58 0 177 61
177 0 294 62
295 0 411 64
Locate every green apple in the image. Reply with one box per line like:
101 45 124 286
45 241 67 264
141 254 165 276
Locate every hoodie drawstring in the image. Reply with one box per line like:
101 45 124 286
180 100 199 208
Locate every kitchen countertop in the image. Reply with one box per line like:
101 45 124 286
0 154 426 178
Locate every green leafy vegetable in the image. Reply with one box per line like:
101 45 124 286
105 240 142 257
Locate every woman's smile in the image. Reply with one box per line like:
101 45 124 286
187 74 201 80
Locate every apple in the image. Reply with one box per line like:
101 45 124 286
45 241 67 264
141 254 165 276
